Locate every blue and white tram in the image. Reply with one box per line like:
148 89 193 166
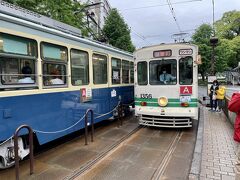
134 43 200 128
0 2 134 168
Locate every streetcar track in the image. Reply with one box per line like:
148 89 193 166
65 125 142 180
151 131 183 180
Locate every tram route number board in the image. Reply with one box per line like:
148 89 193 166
179 49 193 55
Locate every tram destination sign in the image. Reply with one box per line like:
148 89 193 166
179 49 193 55
153 50 172 58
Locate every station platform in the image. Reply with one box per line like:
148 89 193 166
190 105 237 180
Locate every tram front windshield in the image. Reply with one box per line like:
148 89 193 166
149 59 177 85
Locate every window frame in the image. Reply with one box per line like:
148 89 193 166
137 61 148 85
0 33 38 89
70 48 89 86
122 60 130 84
40 42 68 88
40 42 68 62
92 53 108 85
130 61 134 84
149 59 177 86
111 57 121 85
179 56 193 85
0 32 38 58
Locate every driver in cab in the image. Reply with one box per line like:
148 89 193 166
159 68 176 84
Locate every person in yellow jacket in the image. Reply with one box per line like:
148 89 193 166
216 85 226 112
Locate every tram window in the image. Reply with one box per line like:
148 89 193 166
42 63 66 86
71 49 89 86
149 59 177 85
0 58 36 85
179 56 193 85
111 57 121 84
41 42 67 61
122 60 129 84
0 33 37 57
130 62 134 83
93 54 107 84
137 61 148 85
0 33 37 86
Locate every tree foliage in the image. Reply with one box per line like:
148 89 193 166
192 10 240 79
4 0 89 36
215 11 240 40
192 24 213 80
102 9 135 53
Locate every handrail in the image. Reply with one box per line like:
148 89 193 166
85 109 94 145
14 125 34 180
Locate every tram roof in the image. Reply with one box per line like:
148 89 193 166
136 43 198 52
0 1 133 58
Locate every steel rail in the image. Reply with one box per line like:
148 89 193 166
65 124 142 180
151 131 183 180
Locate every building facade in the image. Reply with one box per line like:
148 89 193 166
79 0 111 37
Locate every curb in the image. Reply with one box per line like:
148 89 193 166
189 106 204 179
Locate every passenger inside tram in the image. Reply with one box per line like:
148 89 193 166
159 67 176 84
149 60 177 85
18 61 34 83
50 69 64 85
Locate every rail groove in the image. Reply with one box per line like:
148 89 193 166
65 125 142 180
151 131 183 180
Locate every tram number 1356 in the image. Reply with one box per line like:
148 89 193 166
140 94 152 99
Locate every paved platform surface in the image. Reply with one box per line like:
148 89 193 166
200 107 237 180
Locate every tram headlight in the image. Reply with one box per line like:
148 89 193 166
158 97 168 107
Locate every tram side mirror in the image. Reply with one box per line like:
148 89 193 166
194 55 202 65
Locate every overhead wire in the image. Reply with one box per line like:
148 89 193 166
144 29 196 38
166 0 182 33
120 0 202 11
130 28 152 46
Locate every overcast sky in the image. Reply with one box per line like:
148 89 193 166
108 0 240 48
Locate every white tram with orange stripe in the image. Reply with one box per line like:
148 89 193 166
134 43 200 128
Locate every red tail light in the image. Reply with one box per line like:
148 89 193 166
181 102 189 107
140 102 147 106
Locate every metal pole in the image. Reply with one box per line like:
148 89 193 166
212 0 215 35
85 109 94 145
14 125 34 180
211 45 215 75
90 110 94 142
120 104 123 126
118 104 121 127
85 113 88 145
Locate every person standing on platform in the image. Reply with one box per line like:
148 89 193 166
216 85 226 112
228 92 240 179
209 80 219 111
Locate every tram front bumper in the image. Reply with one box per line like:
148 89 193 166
135 106 198 128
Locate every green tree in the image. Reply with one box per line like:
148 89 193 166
4 0 89 36
215 11 240 40
215 39 233 72
102 9 135 52
192 24 213 80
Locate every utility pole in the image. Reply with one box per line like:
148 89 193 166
209 0 218 76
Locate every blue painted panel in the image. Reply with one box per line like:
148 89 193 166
0 86 134 144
